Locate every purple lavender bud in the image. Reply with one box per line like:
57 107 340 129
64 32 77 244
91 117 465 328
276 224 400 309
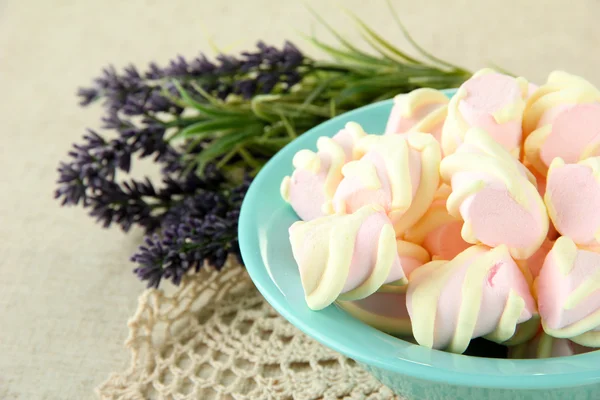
215 54 241 75
282 41 304 70
145 62 164 79
257 73 279 94
234 79 257 99
189 55 217 76
77 87 100 106
164 55 190 77
123 64 141 80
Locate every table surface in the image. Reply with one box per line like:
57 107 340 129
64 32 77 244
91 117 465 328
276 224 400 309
1 1 599 398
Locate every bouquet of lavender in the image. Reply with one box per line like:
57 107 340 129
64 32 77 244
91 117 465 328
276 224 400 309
55 6 470 288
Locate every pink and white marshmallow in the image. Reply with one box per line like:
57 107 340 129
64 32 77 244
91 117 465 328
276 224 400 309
535 236 600 347
385 88 449 142
289 205 424 310
407 245 538 353
281 122 366 220
440 128 549 260
545 157 600 247
523 71 600 137
403 185 470 261
330 132 441 235
442 68 529 158
523 71 600 176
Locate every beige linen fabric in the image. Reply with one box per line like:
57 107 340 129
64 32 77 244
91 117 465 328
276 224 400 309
0 0 599 399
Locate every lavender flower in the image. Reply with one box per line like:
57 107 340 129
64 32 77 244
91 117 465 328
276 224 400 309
88 178 158 232
61 41 305 232
131 176 251 288
55 131 133 206
76 40 306 115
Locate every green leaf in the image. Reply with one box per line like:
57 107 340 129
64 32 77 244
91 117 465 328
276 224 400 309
386 0 468 73
245 140 283 157
303 35 392 68
344 9 422 65
407 74 468 86
311 61 381 76
190 82 228 107
487 63 516 77
300 76 336 108
271 102 332 118
195 126 264 171
334 83 403 106
349 73 412 88
172 80 243 117
215 148 239 169
172 117 259 140
304 3 382 64
163 116 206 128
251 94 282 122
373 89 401 102
278 113 297 138
329 98 336 117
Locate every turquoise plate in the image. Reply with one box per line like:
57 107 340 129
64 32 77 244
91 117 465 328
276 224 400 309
238 89 600 400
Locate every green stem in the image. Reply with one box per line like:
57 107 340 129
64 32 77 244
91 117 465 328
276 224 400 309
237 147 262 169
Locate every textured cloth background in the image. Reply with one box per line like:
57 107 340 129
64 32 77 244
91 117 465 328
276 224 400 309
1 1 599 399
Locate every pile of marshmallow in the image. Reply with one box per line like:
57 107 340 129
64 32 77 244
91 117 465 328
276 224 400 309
280 69 600 358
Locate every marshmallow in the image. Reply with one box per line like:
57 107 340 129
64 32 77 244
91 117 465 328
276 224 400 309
385 88 449 142
524 103 600 176
440 128 549 260
337 291 412 336
545 157 600 247
281 122 366 220
331 132 441 235
536 236 600 347
442 68 529 158
407 245 538 353
516 238 553 282
403 185 470 260
522 72 600 176
523 71 600 139
289 205 412 310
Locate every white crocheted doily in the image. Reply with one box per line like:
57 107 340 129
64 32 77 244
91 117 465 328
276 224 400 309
97 263 399 399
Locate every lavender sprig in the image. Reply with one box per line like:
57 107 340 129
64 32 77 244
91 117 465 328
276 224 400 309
78 41 305 116
131 176 250 288
57 12 473 288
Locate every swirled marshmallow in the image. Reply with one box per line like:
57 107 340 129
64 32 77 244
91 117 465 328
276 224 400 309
407 245 537 353
281 122 366 220
536 236 600 347
331 132 441 234
385 88 449 142
442 68 529 157
440 128 549 259
522 72 600 176
545 157 600 246
523 71 600 137
289 205 409 310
